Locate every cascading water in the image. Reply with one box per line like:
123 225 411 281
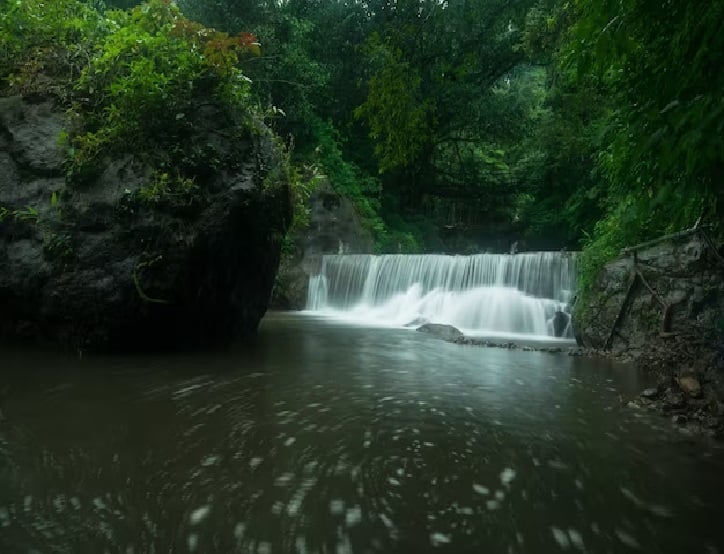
306 252 578 339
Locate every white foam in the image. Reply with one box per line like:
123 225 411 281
430 532 452 546
500 467 516 487
189 505 211 525
473 484 490 495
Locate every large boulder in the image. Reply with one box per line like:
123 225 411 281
573 232 724 354
0 95 290 350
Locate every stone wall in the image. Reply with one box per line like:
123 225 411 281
573 232 724 355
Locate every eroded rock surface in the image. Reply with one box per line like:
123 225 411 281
0 96 290 350
271 179 373 309
574 232 724 437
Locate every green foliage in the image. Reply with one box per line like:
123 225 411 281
305 117 384 238
559 0 723 300
0 0 107 96
67 0 259 179
5 0 719 289
137 171 196 204
354 33 435 173
2 0 262 186
0 204 39 223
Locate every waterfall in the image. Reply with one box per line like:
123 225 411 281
305 252 577 339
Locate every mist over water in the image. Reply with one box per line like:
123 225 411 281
307 253 577 339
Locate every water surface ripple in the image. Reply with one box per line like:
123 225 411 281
0 313 722 553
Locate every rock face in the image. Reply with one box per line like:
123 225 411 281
271 179 373 309
0 95 290 350
573 232 724 354
416 323 465 342
551 310 570 338
574 232 724 436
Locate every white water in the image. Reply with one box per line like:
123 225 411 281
306 253 577 339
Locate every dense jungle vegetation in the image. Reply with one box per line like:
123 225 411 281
1 0 722 296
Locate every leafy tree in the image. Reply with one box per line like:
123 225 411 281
354 33 434 173
562 0 724 295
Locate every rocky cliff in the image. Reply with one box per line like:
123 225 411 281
573 231 724 434
0 95 290 350
271 180 374 309
573 231 724 354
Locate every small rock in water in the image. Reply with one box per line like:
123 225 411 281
663 391 686 410
677 375 702 398
416 323 464 342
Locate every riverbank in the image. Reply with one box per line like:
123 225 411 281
421 324 724 440
610 335 724 440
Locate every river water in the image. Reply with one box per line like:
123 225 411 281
1 313 723 553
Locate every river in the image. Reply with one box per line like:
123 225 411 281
1 312 723 553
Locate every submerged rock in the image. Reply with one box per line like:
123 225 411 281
0 96 290 350
677 375 702 398
416 323 464 342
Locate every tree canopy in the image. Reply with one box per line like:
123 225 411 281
2 0 722 284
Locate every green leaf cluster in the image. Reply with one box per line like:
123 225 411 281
354 33 435 173
0 0 107 97
137 171 196 204
1 0 263 191
560 0 724 302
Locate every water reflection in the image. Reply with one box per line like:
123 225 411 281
0 312 722 553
